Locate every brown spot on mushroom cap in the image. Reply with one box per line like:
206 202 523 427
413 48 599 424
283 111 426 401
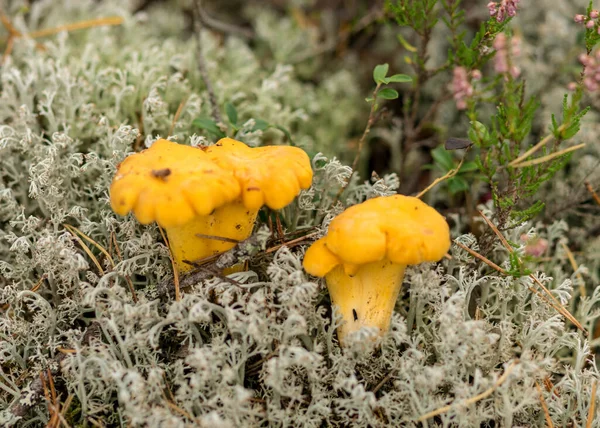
109 139 241 228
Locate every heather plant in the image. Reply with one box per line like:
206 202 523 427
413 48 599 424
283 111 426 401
0 0 599 427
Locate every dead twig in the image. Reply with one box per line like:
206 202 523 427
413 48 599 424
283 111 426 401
454 240 583 332
194 3 253 40
265 231 320 254
416 361 518 422
416 156 465 199
192 0 222 124
332 84 383 206
477 211 585 333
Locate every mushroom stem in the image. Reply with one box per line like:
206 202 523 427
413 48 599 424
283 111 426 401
325 259 406 345
165 201 258 272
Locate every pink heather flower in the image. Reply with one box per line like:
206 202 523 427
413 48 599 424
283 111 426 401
567 82 578 91
578 51 600 92
591 10 599 19
575 14 586 23
451 67 474 110
586 20 595 29
488 0 521 23
520 235 549 257
471 69 482 80
493 33 521 78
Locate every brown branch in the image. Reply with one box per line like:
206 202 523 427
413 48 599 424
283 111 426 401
477 210 586 334
192 0 222 124
332 84 382 206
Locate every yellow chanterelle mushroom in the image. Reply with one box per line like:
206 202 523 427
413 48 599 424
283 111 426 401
110 138 312 272
303 195 450 346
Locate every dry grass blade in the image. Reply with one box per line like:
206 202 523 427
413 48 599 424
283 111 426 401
64 225 104 275
64 224 114 268
27 16 124 38
585 181 600 206
416 157 465 199
587 380 598 428
510 143 586 168
535 381 554 428
31 274 47 293
158 226 180 301
508 130 560 167
169 96 189 136
477 211 585 334
561 242 586 297
416 361 518 422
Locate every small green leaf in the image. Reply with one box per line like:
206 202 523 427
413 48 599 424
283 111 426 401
431 146 455 171
396 34 417 52
458 161 479 173
448 177 470 195
468 121 490 144
387 74 412 83
378 88 399 100
225 103 238 126
373 64 389 84
365 97 375 103
252 119 270 131
192 116 226 139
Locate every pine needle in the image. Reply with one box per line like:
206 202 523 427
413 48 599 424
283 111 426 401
535 381 554 428
63 224 114 268
64 225 104 275
587 380 598 428
27 16 124 39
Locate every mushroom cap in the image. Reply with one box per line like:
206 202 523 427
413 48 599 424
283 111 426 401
303 195 450 276
110 139 241 228
203 138 313 211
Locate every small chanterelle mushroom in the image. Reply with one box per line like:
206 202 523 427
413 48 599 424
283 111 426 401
302 195 450 346
110 138 312 272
